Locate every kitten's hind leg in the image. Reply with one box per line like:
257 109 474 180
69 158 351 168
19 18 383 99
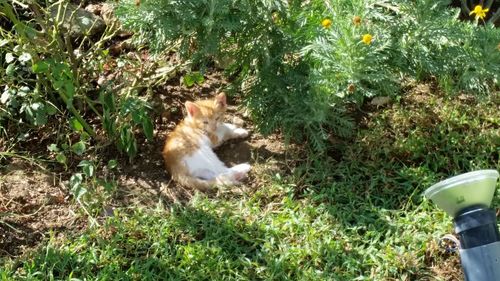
193 169 217 180
212 163 251 185
229 163 251 181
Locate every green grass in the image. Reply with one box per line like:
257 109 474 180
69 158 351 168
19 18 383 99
1 88 499 280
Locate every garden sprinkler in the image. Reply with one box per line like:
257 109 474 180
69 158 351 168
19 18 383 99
424 170 500 281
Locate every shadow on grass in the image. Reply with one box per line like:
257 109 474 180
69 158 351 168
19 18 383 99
4 205 353 280
295 87 498 279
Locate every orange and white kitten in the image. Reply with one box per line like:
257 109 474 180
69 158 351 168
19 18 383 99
162 93 251 190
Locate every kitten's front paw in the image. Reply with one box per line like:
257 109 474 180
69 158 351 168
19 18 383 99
232 128 249 139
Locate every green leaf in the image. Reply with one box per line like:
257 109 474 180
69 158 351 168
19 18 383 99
78 160 94 177
31 103 47 126
69 173 86 200
47 143 59 152
64 81 75 99
102 181 115 192
183 74 195 87
18 52 32 63
35 113 47 125
193 72 205 84
18 86 30 95
25 102 47 126
32 60 49 73
103 110 115 136
120 98 138 116
69 173 83 189
6 64 15 76
71 141 86 156
80 132 91 142
127 138 138 158
118 126 131 152
0 39 9 47
45 103 58 115
142 117 154 140
100 92 116 112
56 153 67 164
69 117 84 132
119 126 137 158
1 91 10 104
132 111 142 123
107 159 118 170
5 53 15 63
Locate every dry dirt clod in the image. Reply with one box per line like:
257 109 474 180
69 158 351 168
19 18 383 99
232 116 245 127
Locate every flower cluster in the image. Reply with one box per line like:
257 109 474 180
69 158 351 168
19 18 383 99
321 16 372 45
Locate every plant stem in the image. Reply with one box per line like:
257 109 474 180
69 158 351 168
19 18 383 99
57 91 97 138
460 0 471 16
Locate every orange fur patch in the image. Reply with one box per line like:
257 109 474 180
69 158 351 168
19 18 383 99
162 94 227 189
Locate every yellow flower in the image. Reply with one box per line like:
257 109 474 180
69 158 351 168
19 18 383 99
469 5 489 20
321 18 332 29
362 34 372 45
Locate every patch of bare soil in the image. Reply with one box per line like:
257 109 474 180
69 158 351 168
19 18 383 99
0 161 85 257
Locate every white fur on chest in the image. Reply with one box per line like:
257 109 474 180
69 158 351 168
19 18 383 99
182 135 228 178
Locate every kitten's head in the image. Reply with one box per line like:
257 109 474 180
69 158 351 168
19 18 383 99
184 92 227 132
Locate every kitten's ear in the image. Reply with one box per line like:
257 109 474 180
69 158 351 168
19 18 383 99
185 101 200 118
214 92 227 108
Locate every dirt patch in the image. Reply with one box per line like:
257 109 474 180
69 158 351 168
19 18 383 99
0 161 85 257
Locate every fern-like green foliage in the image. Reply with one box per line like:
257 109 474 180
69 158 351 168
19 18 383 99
385 0 500 93
116 0 500 153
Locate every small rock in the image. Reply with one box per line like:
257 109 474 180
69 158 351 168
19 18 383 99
370 96 391 107
97 75 106 86
50 4 106 38
85 4 101 15
100 3 117 27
